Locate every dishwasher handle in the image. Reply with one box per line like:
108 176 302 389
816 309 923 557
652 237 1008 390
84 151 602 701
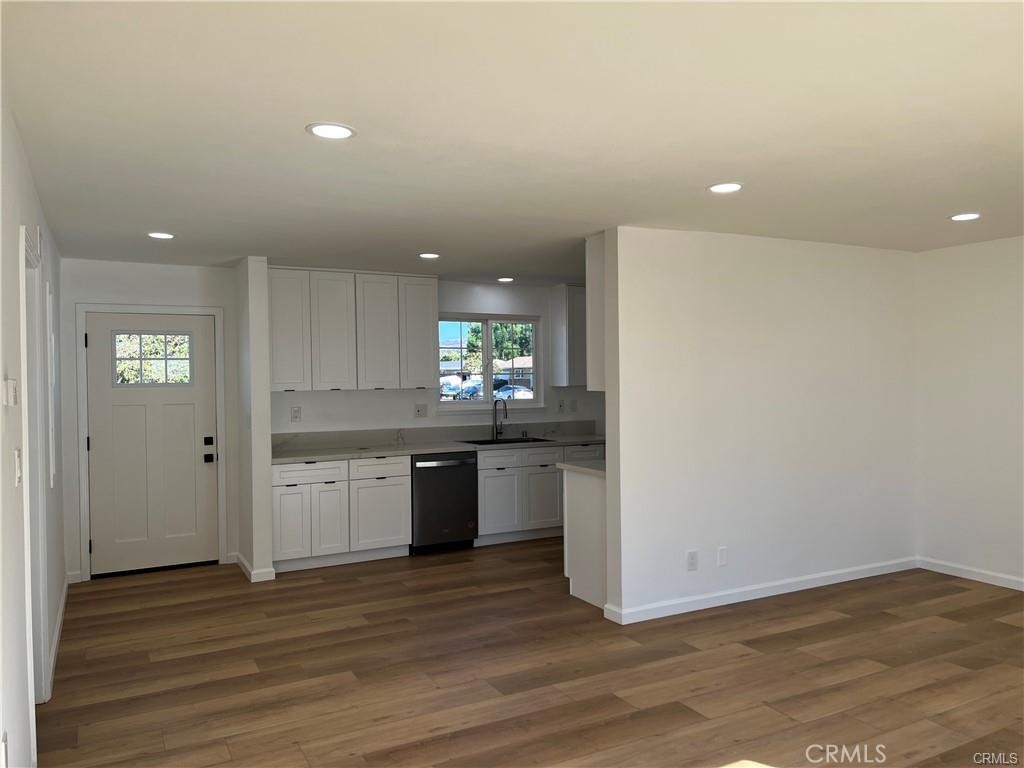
415 459 476 468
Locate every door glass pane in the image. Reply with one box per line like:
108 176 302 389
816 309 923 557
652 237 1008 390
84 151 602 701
166 360 191 384
142 359 166 384
166 334 190 358
115 333 140 358
141 334 165 358
115 359 141 384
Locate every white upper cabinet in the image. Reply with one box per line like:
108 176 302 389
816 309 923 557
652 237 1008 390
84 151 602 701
356 274 401 390
398 276 439 390
269 269 312 391
311 271 358 391
550 284 587 387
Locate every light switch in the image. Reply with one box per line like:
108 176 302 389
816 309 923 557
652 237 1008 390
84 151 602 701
290 406 302 423
414 403 427 418
2 378 17 407
13 448 22 487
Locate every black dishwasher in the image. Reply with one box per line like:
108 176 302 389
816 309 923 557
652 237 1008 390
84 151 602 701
411 451 478 552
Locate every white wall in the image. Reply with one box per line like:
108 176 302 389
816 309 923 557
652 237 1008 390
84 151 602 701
1 92 60 767
270 279 604 433
59 258 241 580
606 227 917 622
234 257 274 581
912 237 1023 588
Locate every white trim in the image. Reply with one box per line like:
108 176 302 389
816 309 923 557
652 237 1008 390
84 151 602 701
273 546 408 573
42 577 68 704
602 557 918 625
18 224 40 759
75 304 229 579
915 557 1024 591
66 570 82 584
235 550 276 582
473 528 562 547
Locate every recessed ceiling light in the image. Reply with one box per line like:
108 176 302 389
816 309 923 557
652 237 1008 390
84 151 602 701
950 212 980 221
708 182 743 194
148 232 174 239
497 277 514 283
419 253 440 260
305 122 356 140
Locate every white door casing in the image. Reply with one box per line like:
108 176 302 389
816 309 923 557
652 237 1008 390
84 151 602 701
86 313 218 574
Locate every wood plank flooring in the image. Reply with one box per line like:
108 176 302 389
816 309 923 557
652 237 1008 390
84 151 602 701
38 539 1023 767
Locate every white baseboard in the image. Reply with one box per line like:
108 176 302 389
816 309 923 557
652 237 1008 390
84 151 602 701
222 552 238 565
474 528 562 547
235 551 276 583
915 557 1023 591
603 557 918 625
273 546 409 573
65 570 82 584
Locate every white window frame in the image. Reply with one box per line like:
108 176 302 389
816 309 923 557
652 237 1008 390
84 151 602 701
438 313 544 411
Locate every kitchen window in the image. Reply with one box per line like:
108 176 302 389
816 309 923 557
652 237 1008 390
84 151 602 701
439 317 539 406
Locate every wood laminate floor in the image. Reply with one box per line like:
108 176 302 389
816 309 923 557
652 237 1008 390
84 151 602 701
38 539 1023 768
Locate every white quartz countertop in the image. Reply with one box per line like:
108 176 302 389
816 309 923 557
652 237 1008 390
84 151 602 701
556 460 606 478
272 435 605 464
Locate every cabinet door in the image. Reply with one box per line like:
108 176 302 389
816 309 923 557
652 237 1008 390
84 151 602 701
272 485 311 560
311 272 358 391
567 285 587 386
523 465 562 529
311 482 350 556
398 276 439 390
356 274 400 389
478 468 523 534
269 270 312 391
349 476 412 551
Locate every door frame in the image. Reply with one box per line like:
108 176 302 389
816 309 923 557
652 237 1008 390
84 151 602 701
75 304 228 580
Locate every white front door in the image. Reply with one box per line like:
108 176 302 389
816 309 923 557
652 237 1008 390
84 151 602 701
87 313 218 574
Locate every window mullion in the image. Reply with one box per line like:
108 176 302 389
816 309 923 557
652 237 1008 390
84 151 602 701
483 320 493 404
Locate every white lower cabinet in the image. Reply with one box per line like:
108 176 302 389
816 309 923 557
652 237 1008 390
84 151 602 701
523 465 562 529
272 485 312 560
349 476 413 551
478 468 524 535
311 482 350 556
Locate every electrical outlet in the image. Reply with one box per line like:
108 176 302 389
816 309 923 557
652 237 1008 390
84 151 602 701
717 546 728 567
686 549 698 571
414 403 427 418
558 399 566 414
289 406 302 423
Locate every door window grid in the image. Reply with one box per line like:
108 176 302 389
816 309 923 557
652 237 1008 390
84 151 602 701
113 332 192 385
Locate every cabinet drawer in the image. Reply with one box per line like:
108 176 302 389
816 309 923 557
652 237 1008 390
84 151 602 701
563 444 605 462
349 455 411 480
477 450 523 470
522 447 564 468
272 461 348 486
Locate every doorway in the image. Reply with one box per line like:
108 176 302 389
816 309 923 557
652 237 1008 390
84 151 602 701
85 312 219 574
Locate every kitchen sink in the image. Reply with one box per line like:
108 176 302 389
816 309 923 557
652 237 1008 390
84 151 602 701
462 437 553 446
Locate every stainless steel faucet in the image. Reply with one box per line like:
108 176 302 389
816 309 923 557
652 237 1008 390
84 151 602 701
493 398 508 441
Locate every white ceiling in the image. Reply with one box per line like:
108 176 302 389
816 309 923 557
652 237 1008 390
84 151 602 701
3 2 1021 281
